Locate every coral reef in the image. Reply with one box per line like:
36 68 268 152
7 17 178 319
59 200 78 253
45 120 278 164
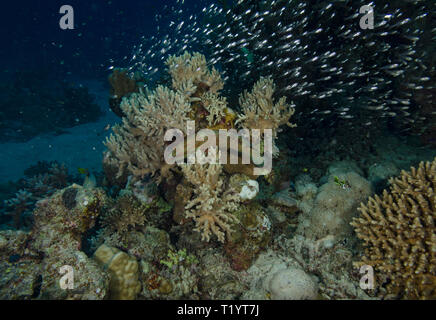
2 161 72 229
8 46 434 301
0 183 112 300
104 51 296 245
351 157 436 299
29 184 110 299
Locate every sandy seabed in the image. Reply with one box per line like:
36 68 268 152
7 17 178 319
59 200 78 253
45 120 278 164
0 80 119 182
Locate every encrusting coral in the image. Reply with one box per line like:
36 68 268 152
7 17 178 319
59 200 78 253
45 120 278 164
351 157 436 299
29 184 110 299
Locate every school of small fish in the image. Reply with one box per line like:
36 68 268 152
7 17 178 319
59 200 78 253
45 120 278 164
120 0 435 137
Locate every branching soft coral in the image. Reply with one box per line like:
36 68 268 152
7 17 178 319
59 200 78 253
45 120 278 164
103 51 297 243
201 92 229 127
105 86 191 182
166 51 224 96
104 52 226 184
180 152 240 243
236 76 296 139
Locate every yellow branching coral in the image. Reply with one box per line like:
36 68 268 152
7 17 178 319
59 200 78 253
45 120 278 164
236 76 296 139
351 157 436 299
180 151 240 243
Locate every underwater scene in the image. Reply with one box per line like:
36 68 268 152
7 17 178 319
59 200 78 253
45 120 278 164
0 0 435 302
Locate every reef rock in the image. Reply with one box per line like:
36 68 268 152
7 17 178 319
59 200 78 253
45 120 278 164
297 168 372 239
28 184 110 299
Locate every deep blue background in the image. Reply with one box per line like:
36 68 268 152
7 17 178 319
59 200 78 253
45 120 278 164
0 0 199 79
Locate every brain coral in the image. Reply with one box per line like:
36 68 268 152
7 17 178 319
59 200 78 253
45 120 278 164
94 244 141 300
351 157 436 299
